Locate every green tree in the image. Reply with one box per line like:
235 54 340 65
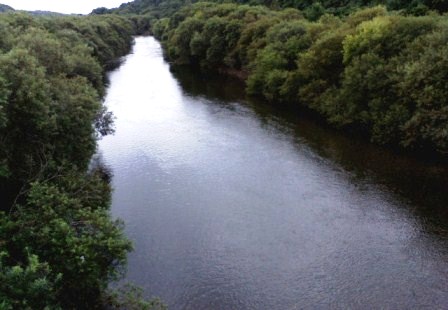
4 171 132 308
397 28 448 152
0 48 53 179
0 251 61 310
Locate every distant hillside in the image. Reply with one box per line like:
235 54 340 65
26 10 66 16
0 3 14 12
0 4 66 16
91 0 185 17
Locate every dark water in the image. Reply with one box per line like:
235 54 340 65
99 37 448 309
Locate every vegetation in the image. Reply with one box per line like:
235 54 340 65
153 3 448 155
0 12 158 309
91 0 448 155
92 0 448 18
1 0 447 306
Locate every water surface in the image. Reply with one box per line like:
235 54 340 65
99 37 448 309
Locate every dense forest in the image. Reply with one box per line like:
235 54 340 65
1 0 447 307
0 11 163 309
93 0 448 18
151 3 448 156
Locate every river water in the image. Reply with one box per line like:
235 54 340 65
99 37 448 309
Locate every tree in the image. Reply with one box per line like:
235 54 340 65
397 28 448 152
0 48 53 179
4 171 132 308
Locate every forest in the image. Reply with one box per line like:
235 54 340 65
1 0 447 308
92 0 448 156
152 3 448 156
0 11 163 309
94 0 448 18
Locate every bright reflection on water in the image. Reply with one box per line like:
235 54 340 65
99 37 448 309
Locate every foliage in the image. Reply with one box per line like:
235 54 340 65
95 0 448 18
104 284 167 310
0 251 61 309
1 171 132 308
0 13 136 180
0 11 160 309
155 3 448 155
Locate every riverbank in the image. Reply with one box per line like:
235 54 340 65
153 3 448 159
170 62 448 165
0 13 148 308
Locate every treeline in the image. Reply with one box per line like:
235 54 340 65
153 3 448 156
93 0 448 19
0 12 161 309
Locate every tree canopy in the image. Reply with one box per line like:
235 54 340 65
0 12 161 309
154 3 448 155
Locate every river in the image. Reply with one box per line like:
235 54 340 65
99 36 448 309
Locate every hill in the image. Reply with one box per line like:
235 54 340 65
0 3 14 12
26 10 66 16
0 4 66 16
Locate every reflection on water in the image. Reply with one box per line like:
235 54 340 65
99 37 448 309
172 66 448 233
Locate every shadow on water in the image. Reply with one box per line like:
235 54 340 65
171 65 448 234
